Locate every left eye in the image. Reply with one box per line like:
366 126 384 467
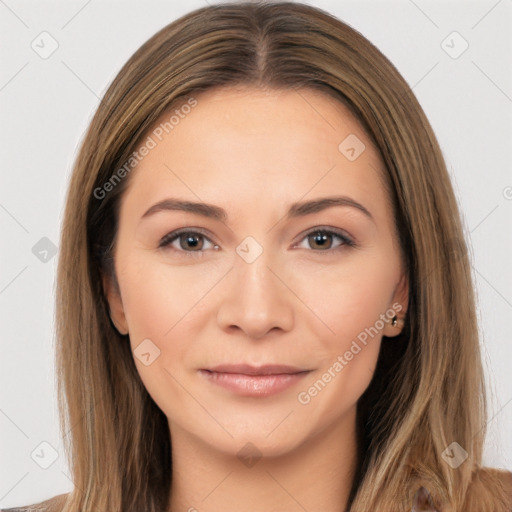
295 229 354 251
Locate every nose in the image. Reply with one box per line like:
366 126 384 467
216 247 295 339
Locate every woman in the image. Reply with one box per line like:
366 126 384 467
4 2 511 511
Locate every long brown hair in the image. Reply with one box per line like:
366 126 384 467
29 1 511 511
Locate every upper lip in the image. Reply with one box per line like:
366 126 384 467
203 364 310 375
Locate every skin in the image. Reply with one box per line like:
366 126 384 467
104 86 408 512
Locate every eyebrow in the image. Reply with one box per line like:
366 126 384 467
140 195 374 223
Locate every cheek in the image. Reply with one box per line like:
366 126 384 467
294 301 386 424
293 254 396 344
115 265 196 418
115 256 228 406
292 255 396 398
117 254 227 344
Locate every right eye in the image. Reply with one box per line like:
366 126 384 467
159 229 219 256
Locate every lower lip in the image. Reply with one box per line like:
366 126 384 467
199 370 310 397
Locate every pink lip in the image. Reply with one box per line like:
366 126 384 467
200 364 311 397
207 364 309 375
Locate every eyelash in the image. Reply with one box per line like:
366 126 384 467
158 227 356 257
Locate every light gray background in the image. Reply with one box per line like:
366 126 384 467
1 0 511 508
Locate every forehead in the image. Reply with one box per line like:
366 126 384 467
120 86 389 222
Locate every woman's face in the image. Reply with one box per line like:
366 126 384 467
104 86 408 458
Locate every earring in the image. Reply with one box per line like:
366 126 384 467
390 315 404 329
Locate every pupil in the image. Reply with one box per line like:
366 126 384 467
182 233 202 250
311 232 331 249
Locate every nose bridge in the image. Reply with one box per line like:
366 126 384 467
216 235 294 337
233 237 283 309
236 242 276 297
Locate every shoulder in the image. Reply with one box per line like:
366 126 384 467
462 467 512 512
1 492 69 512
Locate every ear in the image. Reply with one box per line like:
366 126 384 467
383 271 409 338
102 272 129 336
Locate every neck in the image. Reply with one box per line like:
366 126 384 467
167 406 358 512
